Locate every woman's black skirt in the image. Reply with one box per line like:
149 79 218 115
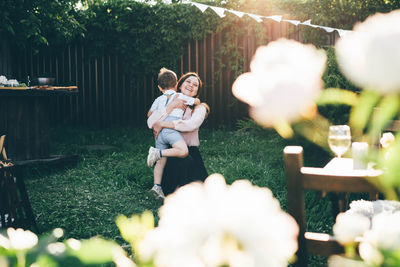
161 146 208 196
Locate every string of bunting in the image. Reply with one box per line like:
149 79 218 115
131 0 352 37
184 1 352 37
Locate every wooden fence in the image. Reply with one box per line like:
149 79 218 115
0 41 13 78
7 20 339 128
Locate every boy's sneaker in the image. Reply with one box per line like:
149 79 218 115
150 185 165 200
147 146 161 168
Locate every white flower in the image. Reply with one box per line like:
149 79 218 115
47 242 66 255
342 199 400 264
139 174 298 267
347 199 374 220
0 75 7 85
333 213 370 245
358 241 383 266
380 132 395 148
232 38 326 127
0 228 38 251
328 255 368 267
112 246 137 267
372 200 400 214
358 213 400 265
66 238 82 250
363 213 400 251
53 228 64 238
335 10 400 93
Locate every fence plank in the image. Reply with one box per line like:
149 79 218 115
6 24 335 128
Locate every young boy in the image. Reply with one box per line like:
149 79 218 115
147 68 199 199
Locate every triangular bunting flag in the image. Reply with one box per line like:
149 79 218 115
227 9 245 18
301 19 319 28
248 14 263 23
209 6 226 18
185 1 350 39
282 19 301 26
192 2 208 12
320 26 335 33
301 19 312 25
265 15 282 23
337 29 351 37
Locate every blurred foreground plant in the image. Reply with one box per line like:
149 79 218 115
232 8 400 267
1 174 299 267
232 9 400 201
119 174 299 267
0 227 134 267
330 202 400 267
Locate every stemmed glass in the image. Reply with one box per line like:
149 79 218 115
328 125 351 158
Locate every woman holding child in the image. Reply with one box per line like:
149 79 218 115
147 71 209 198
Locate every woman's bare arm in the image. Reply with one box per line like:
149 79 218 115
152 120 175 139
153 104 207 139
173 104 207 132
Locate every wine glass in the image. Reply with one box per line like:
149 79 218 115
328 125 351 158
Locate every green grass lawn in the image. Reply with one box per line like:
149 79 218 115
23 123 335 266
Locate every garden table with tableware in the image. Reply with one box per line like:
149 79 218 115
0 83 78 164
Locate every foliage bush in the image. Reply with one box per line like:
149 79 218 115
269 0 400 45
79 0 222 75
3 0 399 124
0 0 83 49
3 0 400 73
78 0 273 78
318 46 359 124
322 46 359 92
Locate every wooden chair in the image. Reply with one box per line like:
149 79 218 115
0 164 38 232
284 146 380 267
0 135 38 231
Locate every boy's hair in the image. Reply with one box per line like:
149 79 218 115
158 68 177 90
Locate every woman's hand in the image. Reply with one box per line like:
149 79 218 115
153 121 163 139
168 98 186 111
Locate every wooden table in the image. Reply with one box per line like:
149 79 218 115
323 157 382 215
0 88 78 163
324 157 381 175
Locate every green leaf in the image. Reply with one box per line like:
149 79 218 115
273 120 294 138
34 254 59 267
368 95 400 144
379 137 400 200
67 237 119 265
370 95 400 133
349 90 380 137
317 88 359 106
292 114 331 150
116 211 154 254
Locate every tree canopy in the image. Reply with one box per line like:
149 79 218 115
0 0 84 48
225 0 400 30
1 0 399 76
